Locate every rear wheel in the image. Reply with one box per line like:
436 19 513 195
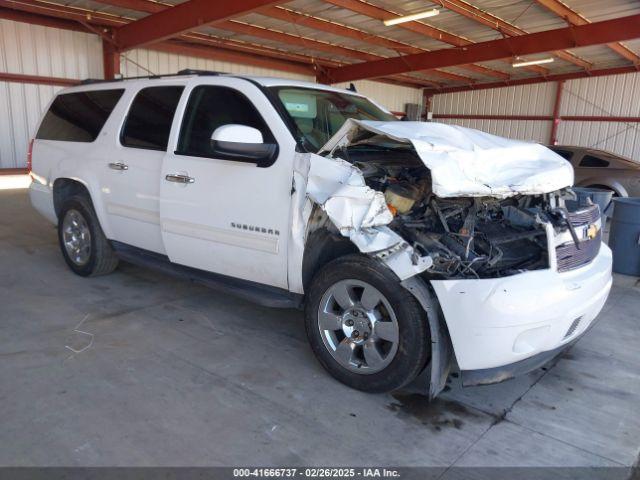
305 254 430 393
58 195 119 277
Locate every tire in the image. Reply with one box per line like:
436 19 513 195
304 254 430 393
57 194 119 277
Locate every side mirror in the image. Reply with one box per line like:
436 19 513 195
210 124 278 168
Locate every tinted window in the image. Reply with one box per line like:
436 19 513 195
37 89 124 142
269 86 396 151
580 155 610 168
177 86 274 157
552 149 574 161
121 86 184 150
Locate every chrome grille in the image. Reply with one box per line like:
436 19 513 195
556 231 601 272
555 204 601 272
568 204 600 226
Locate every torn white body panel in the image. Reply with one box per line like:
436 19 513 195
300 153 432 281
320 120 574 198
297 120 575 282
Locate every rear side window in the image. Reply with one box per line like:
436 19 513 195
121 86 184 151
580 155 610 168
36 89 124 142
176 86 274 158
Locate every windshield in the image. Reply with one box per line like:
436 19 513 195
268 86 397 151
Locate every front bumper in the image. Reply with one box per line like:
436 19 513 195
460 338 577 386
430 244 612 374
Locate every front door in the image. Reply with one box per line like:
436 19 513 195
159 79 297 289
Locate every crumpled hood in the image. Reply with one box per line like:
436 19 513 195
319 119 574 198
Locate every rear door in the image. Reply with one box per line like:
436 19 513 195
100 85 185 253
159 78 297 289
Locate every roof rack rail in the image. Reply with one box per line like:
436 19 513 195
176 69 225 76
79 69 226 85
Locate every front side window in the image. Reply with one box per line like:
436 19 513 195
36 89 124 142
177 86 274 158
268 87 397 151
121 86 184 151
551 149 574 161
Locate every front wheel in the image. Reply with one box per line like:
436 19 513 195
305 254 431 393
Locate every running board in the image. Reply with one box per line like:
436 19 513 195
111 241 303 309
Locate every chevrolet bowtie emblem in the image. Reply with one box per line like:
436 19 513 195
587 224 599 240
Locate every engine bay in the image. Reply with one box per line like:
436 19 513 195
334 142 583 280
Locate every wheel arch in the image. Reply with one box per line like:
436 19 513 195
52 178 91 218
301 227 359 294
52 177 113 239
576 178 626 197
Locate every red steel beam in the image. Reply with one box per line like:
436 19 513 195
325 0 466 47
323 0 530 78
152 41 316 76
0 0 124 27
561 116 640 123
549 80 564 145
432 114 553 121
534 0 640 65
425 65 640 94
216 20 381 62
258 5 423 55
113 0 283 50
322 14 640 84
0 71 80 86
151 42 431 88
255 5 476 81
0 2 436 88
93 0 426 57
0 2 315 75
437 0 591 70
92 0 449 85
102 38 120 80
0 5 89 31
91 0 162 13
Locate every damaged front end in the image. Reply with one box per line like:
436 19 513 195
299 120 604 397
305 119 585 282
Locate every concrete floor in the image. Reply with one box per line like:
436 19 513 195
1 187 639 470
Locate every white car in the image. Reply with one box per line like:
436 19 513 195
29 70 612 397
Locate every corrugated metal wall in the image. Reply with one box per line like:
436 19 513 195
433 83 557 116
121 50 423 113
0 19 103 169
557 73 640 158
119 48 313 81
435 118 552 143
431 83 556 144
333 80 423 113
431 72 640 160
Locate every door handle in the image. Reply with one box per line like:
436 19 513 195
108 162 129 171
165 173 195 184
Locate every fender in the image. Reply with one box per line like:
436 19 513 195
401 275 453 399
576 177 627 197
52 171 114 240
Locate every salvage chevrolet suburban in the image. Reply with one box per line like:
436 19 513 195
29 70 612 397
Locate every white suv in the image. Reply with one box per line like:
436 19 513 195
29 70 612 397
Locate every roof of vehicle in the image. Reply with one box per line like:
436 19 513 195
549 145 637 160
549 145 639 166
68 70 361 97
